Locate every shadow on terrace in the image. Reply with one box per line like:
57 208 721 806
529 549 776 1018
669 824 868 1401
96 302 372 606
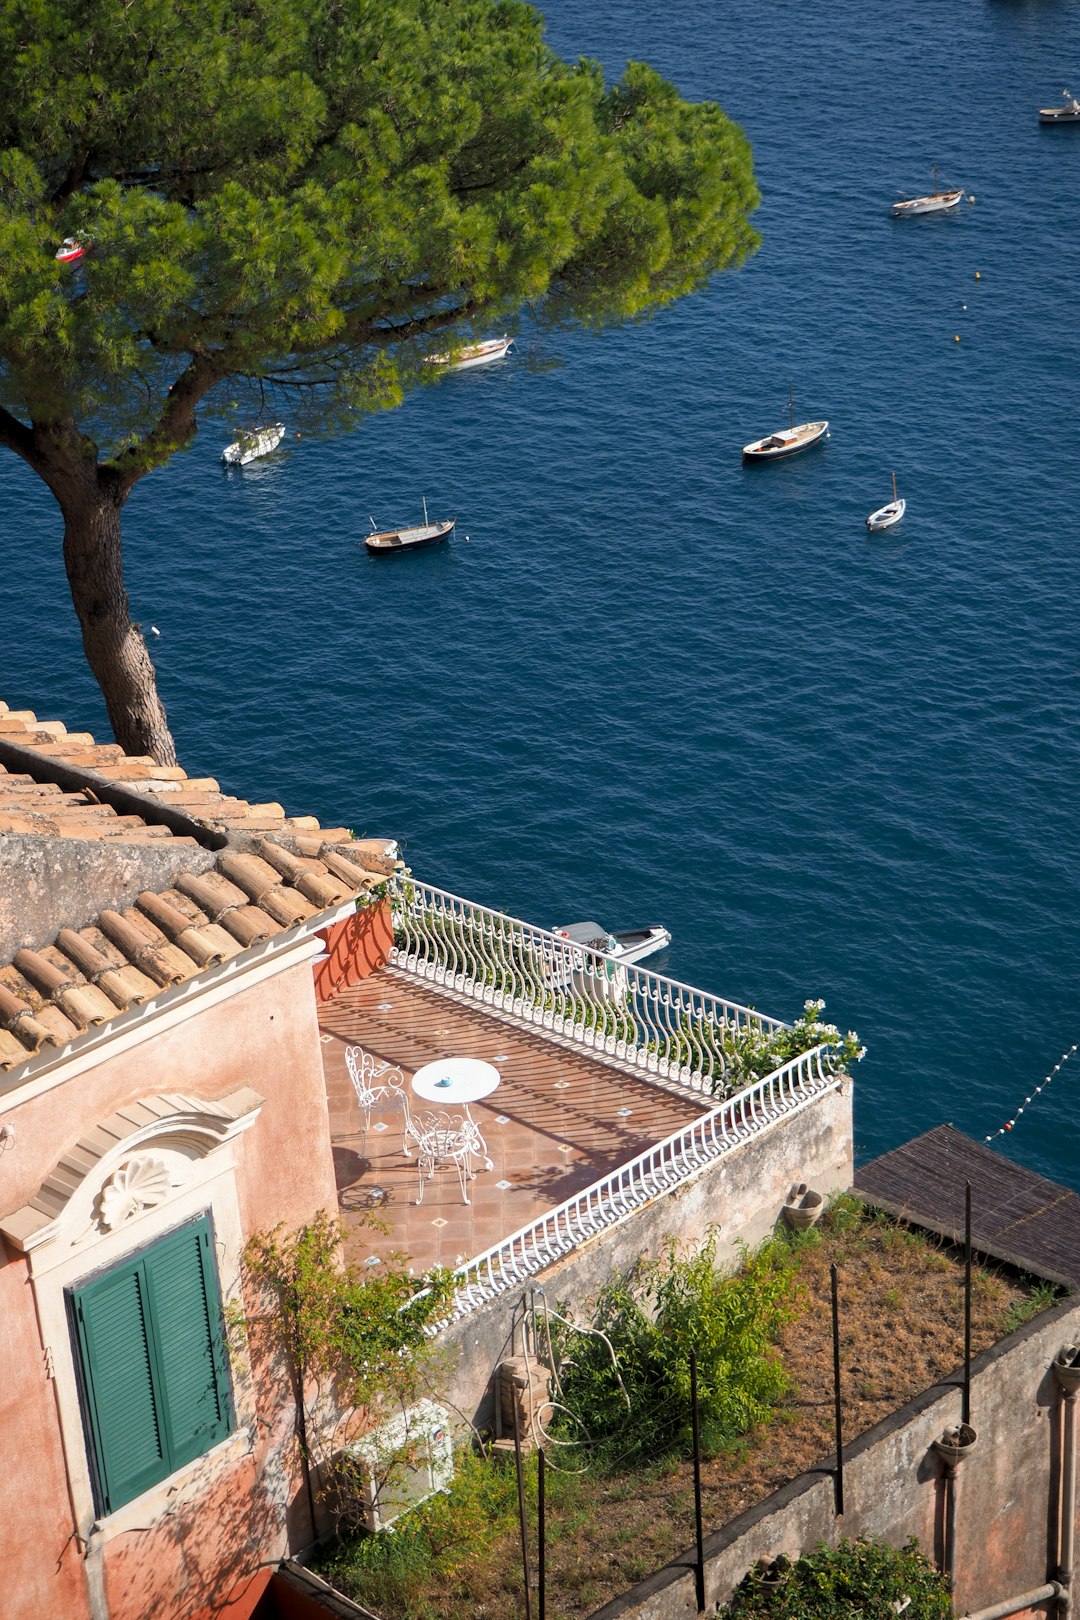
320 968 707 1276
315 880 842 1315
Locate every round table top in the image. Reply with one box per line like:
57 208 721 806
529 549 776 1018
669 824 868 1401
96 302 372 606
411 1057 502 1104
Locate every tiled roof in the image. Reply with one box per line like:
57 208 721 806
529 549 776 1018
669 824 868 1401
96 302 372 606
0 702 400 1072
0 701 352 843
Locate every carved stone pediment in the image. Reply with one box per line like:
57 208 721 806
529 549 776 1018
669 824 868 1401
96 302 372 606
0 1087 264 1256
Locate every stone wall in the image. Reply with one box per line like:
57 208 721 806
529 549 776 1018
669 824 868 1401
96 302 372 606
588 1293 1080 1620
437 1081 853 1429
0 832 216 957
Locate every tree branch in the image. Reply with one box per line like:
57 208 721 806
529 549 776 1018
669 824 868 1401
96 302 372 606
0 406 40 471
109 353 221 493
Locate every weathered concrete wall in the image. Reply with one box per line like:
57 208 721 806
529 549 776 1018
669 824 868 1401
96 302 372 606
588 1293 1080 1620
0 833 216 958
437 1082 853 1429
0 957 338 1620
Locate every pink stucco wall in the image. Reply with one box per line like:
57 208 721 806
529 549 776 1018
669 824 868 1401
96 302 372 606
0 955 340 1620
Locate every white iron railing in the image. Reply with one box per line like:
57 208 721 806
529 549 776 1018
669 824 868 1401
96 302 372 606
427 1044 839 1328
391 879 788 1098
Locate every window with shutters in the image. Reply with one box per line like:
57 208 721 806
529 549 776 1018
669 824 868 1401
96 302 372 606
69 1215 235 1516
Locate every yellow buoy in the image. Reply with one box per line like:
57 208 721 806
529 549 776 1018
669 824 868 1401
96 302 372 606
975 271 981 279
955 335 960 342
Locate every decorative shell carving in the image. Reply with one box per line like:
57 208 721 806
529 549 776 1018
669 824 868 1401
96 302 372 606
98 1154 172 1230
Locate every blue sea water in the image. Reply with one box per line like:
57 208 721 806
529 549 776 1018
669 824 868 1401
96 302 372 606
2 0 1080 1183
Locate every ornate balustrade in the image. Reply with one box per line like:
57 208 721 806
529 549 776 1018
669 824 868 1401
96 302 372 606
389 880 845 1328
421 1045 839 1327
391 879 785 1098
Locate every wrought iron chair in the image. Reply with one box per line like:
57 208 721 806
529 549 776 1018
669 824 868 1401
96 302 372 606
344 1046 397 1140
384 1072 419 1156
409 1110 477 1206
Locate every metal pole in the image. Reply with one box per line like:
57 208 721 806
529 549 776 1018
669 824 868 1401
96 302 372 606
538 1445 547 1620
963 1181 973 1427
1061 1390 1077 1619
512 1399 534 1620
690 1349 706 1612
831 1262 844 1517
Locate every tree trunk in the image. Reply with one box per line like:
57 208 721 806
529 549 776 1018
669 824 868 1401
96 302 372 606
61 485 178 766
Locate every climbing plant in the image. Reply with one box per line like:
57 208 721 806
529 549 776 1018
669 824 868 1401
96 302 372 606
237 1212 455 1522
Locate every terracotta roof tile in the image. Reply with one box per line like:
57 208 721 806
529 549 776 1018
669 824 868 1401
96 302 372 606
0 697 405 1071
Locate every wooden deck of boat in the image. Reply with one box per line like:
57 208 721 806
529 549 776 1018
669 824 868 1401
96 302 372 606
854 1124 1080 1290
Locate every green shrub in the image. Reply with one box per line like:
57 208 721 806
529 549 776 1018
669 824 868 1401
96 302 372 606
722 1537 951 1618
549 1233 799 1468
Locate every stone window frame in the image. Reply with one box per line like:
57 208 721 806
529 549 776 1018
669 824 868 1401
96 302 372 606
0 1090 263 1545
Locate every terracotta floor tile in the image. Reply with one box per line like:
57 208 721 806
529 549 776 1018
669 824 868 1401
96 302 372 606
321 967 705 1274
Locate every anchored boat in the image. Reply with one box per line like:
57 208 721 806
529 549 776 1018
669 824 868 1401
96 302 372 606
222 423 285 466
54 237 87 265
550 920 672 967
743 384 828 462
1039 91 1080 124
365 498 456 554
424 335 513 370
867 472 905 532
890 167 966 217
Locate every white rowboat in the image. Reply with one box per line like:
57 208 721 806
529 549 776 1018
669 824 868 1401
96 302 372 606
424 335 513 370
867 473 905 531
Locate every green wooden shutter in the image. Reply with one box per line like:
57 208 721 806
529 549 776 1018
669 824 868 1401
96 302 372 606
145 1222 232 1469
73 1263 167 1514
71 1216 234 1516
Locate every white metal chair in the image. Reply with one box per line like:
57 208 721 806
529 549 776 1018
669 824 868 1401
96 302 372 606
409 1110 477 1206
344 1046 397 1140
385 1072 418 1156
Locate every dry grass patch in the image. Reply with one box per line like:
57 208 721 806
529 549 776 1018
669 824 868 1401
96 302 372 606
315 1199 1059 1620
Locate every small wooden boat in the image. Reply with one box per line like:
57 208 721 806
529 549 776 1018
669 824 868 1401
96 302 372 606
54 237 87 265
743 384 828 462
890 167 966 217
424 335 513 370
365 498 455 554
867 472 905 531
1039 91 1080 124
222 423 285 466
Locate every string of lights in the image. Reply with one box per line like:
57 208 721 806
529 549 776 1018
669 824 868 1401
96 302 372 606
984 1041 1079 1142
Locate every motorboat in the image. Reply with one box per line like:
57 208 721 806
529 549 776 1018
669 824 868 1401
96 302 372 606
222 423 285 466
867 473 905 532
424 335 513 370
743 385 828 462
890 168 966 217
1039 92 1080 124
365 498 455 554
54 237 87 265
550 920 672 967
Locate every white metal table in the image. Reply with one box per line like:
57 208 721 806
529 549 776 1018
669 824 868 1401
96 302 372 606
411 1057 501 1169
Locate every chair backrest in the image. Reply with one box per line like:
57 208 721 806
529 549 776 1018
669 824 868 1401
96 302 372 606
344 1045 398 1107
383 1069 414 1134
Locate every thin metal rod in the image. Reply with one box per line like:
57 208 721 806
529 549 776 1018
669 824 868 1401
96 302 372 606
512 1399 533 1620
690 1349 706 1612
538 1445 547 1620
831 1262 844 1516
963 1181 973 1427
